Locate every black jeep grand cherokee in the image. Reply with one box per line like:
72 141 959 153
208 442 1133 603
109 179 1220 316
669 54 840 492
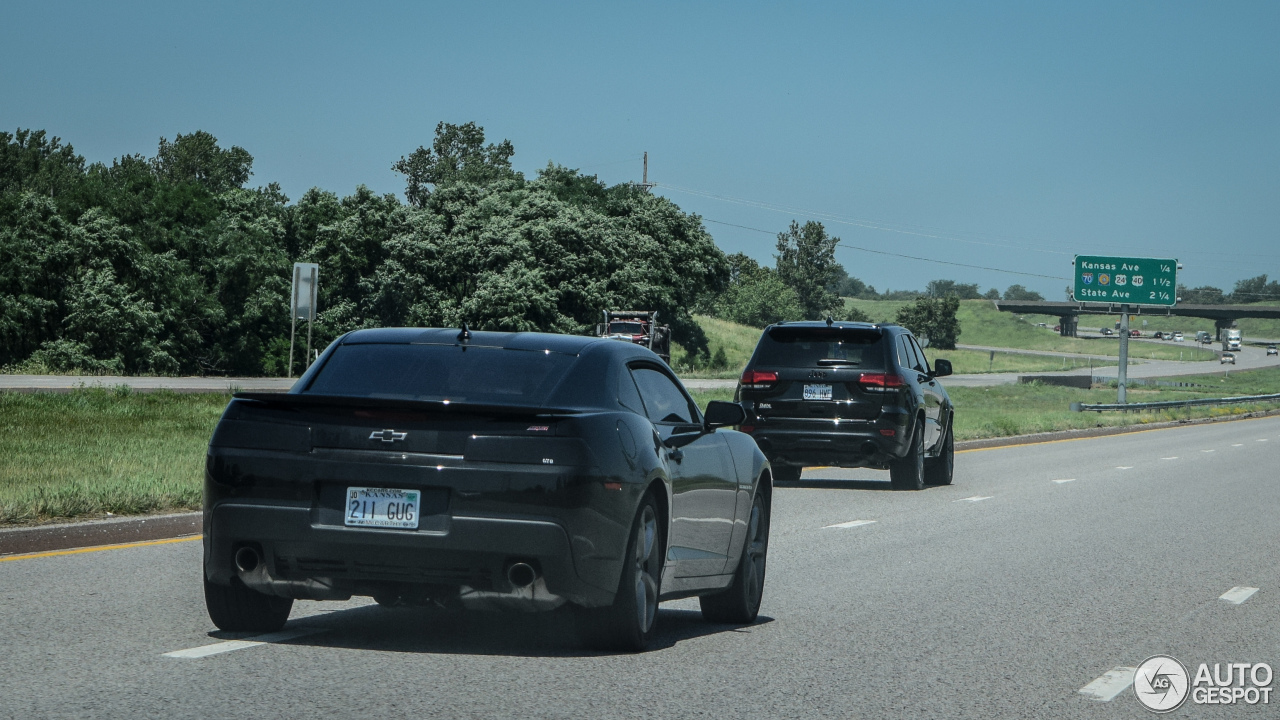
735 321 954 490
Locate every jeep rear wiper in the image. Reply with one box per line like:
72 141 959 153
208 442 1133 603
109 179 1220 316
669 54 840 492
816 359 861 366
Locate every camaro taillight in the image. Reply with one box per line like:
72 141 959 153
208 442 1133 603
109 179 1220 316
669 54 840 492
858 372 906 392
740 370 778 390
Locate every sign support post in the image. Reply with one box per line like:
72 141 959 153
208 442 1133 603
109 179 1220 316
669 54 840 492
1117 304 1130 404
288 262 319 379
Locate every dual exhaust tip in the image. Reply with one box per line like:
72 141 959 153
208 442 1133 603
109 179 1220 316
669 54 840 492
237 547 538 591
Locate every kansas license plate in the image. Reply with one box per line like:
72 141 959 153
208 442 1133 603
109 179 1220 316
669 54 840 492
803 383 833 401
345 487 420 529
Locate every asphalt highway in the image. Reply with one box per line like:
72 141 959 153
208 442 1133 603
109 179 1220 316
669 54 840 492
2 417 1279 718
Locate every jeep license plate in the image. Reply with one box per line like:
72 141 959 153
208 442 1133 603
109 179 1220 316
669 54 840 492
803 384 833 401
345 487 420 529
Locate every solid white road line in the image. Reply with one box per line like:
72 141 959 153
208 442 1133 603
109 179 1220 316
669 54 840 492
824 520 876 529
1219 587 1260 605
954 496 992 503
1115 466 1133 470
1052 479 1076 484
163 627 324 659
1160 457 1178 460
1080 667 1137 702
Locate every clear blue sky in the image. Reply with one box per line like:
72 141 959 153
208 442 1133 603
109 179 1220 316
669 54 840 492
4 0 1277 298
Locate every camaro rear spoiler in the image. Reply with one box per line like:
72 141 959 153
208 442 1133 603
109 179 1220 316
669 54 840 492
232 392 578 416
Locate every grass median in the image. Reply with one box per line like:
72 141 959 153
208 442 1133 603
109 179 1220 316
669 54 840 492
4 366 1279 525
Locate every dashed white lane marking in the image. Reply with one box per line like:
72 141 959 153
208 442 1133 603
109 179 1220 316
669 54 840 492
824 520 876 529
1115 466 1133 470
1080 667 1137 701
1220 587 1260 605
1232 444 1244 447
163 627 324 658
954 496 992 503
1202 449 1215 453
1160 457 1178 460
1053 478 1076 484
1257 439 1269 442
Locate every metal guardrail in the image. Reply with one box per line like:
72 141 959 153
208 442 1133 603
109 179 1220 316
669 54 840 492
1071 392 1280 412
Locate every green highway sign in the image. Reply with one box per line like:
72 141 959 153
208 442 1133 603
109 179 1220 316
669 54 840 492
1073 255 1178 307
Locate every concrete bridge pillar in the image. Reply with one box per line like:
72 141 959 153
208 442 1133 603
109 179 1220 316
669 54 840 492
1058 315 1078 337
1214 318 1237 341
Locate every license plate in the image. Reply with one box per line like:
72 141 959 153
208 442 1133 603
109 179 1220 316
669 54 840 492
345 487 420 529
803 384 833 401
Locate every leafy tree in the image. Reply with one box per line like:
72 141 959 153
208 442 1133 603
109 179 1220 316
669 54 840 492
775 220 841 320
1178 285 1226 304
152 131 253 195
715 253 802 326
392 122 519 207
1002 284 1044 301
895 296 961 350
1229 275 1280 303
927 279 982 299
983 287 1001 300
827 265 870 298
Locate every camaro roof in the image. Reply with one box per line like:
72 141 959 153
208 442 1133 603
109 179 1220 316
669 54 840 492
339 327 617 355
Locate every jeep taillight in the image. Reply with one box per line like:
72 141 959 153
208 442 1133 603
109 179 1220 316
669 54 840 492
858 372 906 392
740 370 778 390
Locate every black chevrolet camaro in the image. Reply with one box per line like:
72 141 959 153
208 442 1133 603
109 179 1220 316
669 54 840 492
203 327 771 651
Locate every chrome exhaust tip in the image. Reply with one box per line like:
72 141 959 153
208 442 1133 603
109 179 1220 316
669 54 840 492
506 562 537 589
234 546 261 574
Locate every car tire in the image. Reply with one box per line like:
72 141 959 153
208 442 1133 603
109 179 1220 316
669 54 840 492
699 488 769 624
203 574 292 633
889 419 925 491
771 464 801 484
924 420 954 486
580 493 664 652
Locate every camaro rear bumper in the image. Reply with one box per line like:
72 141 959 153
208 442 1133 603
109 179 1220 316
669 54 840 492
204 500 618 608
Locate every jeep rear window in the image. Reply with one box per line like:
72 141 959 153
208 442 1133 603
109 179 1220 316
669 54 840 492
304 343 577 405
753 327 885 368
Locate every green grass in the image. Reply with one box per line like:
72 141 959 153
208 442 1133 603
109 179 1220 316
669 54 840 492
0 389 227 524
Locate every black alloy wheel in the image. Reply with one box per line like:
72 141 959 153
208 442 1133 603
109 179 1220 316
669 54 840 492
924 420 955 486
581 493 664 652
889 418 925 491
699 488 769 624
204 574 293 633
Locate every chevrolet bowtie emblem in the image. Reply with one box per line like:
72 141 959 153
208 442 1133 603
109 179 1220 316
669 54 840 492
369 429 407 443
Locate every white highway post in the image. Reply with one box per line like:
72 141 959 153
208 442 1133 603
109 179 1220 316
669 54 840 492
1118 304 1130 404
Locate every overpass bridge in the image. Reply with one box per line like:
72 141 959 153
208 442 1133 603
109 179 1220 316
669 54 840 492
992 300 1280 339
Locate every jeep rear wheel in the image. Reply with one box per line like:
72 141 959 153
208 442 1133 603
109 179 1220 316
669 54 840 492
889 419 925 491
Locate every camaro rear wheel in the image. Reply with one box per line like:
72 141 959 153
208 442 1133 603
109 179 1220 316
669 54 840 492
203 574 292 633
699 488 769 624
890 419 925 491
924 420 954 486
581 494 663 652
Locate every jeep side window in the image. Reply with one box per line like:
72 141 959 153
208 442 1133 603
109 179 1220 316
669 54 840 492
896 336 914 370
908 336 930 373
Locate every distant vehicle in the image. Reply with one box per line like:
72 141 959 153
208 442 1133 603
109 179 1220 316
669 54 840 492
1221 352 1236 364
1267 345 1277 356
1101 328 1114 336
1037 322 1047 328
1153 331 1165 340
596 310 671 363
1130 330 1141 338
1053 325 1061 332
1173 332 1184 342
1223 329 1242 352
736 321 954 491
1196 331 1212 344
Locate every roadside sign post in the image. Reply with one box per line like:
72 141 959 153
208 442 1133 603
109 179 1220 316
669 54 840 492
1073 255 1179 404
288 262 319 379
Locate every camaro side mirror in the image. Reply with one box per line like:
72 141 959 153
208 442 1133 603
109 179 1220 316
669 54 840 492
704 400 747 430
931 358 953 378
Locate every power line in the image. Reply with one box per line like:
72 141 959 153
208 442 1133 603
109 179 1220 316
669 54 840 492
703 218 1070 281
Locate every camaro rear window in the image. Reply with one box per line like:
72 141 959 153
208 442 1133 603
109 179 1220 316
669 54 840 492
754 327 885 368
305 343 577 404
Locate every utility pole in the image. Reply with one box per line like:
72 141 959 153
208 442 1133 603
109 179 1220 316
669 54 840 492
638 152 655 192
